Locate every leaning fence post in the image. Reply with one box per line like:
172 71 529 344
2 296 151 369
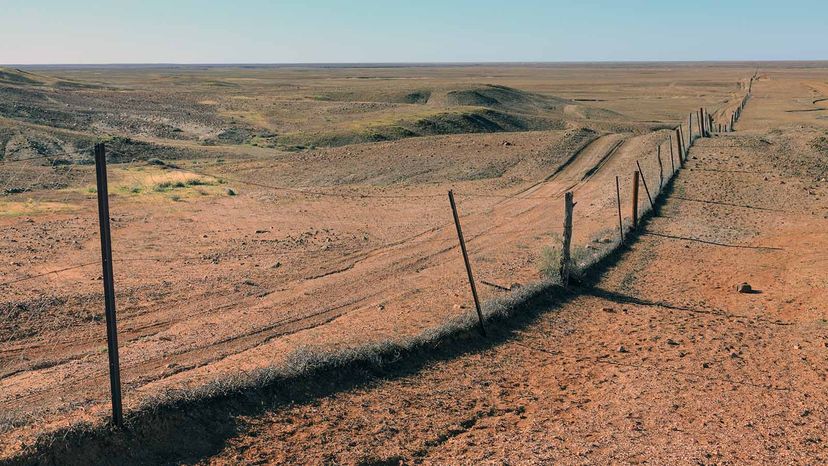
94 142 124 428
635 160 655 211
631 171 640 229
559 192 574 287
615 176 624 244
448 190 486 337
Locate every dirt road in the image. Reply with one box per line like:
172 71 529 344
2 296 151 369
190 78 828 465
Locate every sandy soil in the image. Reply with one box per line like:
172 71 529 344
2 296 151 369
1 63 826 462
195 76 828 465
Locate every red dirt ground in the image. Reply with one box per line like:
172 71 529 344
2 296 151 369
191 75 828 465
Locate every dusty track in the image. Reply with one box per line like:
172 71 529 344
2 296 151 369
1 129 645 440
194 79 828 465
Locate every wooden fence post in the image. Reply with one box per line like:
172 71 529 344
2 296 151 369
615 176 624 244
656 144 664 190
669 134 676 174
94 143 124 428
448 190 486 337
636 160 655 211
560 191 574 286
632 171 639 229
688 113 694 143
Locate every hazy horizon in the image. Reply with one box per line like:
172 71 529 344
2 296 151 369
2 0 826 64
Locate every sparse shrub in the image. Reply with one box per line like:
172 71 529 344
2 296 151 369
538 245 561 279
170 195 181 202
153 181 174 192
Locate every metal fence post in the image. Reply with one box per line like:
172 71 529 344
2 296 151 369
94 142 124 427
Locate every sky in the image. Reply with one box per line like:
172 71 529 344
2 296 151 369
1 0 826 64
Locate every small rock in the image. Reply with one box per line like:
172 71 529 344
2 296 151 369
510 282 522 290
242 279 257 286
601 307 616 313
255 229 268 234
666 338 680 346
702 362 711 369
736 282 752 293
618 346 629 353
271 261 281 269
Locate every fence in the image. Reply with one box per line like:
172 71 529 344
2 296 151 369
0 78 754 434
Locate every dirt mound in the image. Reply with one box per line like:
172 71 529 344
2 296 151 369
311 89 432 105
0 68 43 86
0 68 99 90
442 85 569 114
277 108 566 148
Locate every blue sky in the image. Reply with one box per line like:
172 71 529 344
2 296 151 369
1 0 826 64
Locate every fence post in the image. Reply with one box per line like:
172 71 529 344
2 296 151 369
631 171 639 229
448 190 486 337
698 108 704 137
635 160 655 211
559 192 574 287
615 176 624 245
656 144 664 190
669 134 676 174
94 143 124 428
688 113 693 143
678 126 686 164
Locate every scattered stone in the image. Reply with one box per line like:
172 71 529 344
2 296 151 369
255 229 268 234
601 307 616 313
271 261 281 269
510 282 522 290
702 362 711 369
242 279 257 286
618 345 629 353
377 304 385 311
736 282 753 293
502 140 513 146
666 338 680 346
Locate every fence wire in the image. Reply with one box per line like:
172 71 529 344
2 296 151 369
0 83 756 432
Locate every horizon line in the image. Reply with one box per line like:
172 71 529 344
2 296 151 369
4 59 827 68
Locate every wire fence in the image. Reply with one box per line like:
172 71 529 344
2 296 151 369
0 81 755 433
